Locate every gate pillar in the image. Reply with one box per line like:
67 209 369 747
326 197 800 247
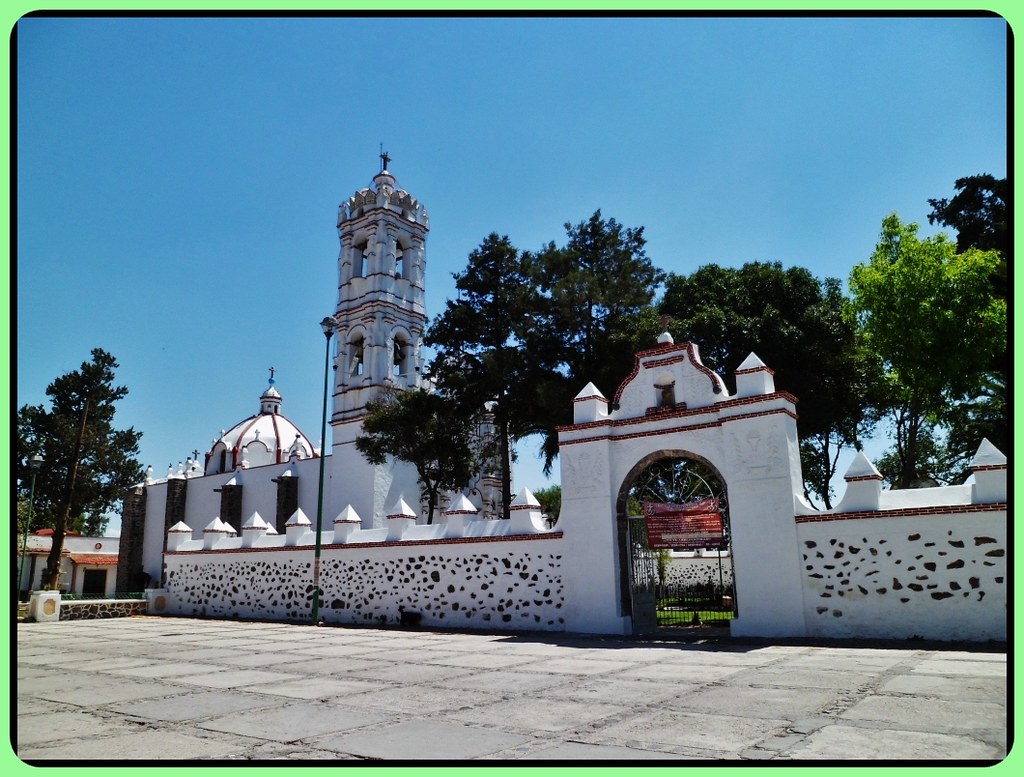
559 432 633 635
719 401 807 637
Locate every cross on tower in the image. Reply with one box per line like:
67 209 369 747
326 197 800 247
380 149 391 172
269 366 276 384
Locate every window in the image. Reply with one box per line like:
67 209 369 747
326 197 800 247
393 335 410 376
354 240 369 277
351 336 365 376
395 245 405 279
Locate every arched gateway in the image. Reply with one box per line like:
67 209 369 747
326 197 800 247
557 334 807 637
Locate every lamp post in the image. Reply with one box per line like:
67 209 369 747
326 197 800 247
19 453 43 600
312 316 336 624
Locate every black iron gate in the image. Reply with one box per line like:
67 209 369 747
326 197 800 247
623 455 736 634
628 515 735 632
627 516 658 634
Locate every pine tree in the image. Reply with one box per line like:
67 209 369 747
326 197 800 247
17 349 143 589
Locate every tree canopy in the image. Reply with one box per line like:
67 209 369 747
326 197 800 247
425 233 546 519
658 261 879 507
530 211 664 469
355 388 479 524
17 349 143 589
849 213 1006 487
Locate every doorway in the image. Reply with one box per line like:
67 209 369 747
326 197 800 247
618 452 735 634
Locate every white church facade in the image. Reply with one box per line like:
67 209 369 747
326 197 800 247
117 161 1007 643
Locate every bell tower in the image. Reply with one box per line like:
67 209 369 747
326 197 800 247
328 154 430 526
331 153 429 433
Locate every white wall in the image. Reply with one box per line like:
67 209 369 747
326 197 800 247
796 507 1006 641
163 534 566 631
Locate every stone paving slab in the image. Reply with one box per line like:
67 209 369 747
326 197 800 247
29 679 191 707
17 727 260 761
537 676 693 705
448 695 630 733
662 683 837 719
727 665 881 691
431 668 572 695
173 668 302 689
195 700 388 742
311 719 534 759
519 742 688 759
12 617 1009 763
910 657 1007 677
789 724 1005 760
105 689 282 722
244 675 382 701
581 708 792 755
878 673 1005 702
15 710 136 749
333 682 483 714
840 695 1006 736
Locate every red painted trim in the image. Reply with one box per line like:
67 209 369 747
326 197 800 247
167 531 565 555
971 464 1007 472
844 474 884 482
794 502 1007 523
735 365 775 376
558 389 799 434
573 393 609 404
559 405 798 446
612 342 723 407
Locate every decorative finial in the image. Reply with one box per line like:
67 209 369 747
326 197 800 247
269 366 276 385
380 145 391 172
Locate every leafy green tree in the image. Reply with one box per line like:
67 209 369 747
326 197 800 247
849 214 1006 488
355 389 478 524
532 484 561 527
942 372 1007 467
531 211 664 469
927 174 1008 453
16 349 143 589
659 262 878 507
927 173 1007 295
426 234 546 519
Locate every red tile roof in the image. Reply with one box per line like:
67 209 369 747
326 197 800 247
68 555 120 566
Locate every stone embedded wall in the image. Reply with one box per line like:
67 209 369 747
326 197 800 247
796 506 1006 641
59 599 148 621
663 556 734 587
163 535 565 630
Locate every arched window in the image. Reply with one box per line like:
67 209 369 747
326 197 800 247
395 244 406 279
354 240 369 277
350 335 366 377
393 333 411 377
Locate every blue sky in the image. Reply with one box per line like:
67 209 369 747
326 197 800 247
14 14 1009 532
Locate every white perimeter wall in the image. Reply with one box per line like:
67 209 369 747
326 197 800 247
796 506 1006 641
163 534 566 631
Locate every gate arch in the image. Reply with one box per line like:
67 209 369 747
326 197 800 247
615 450 731 625
559 338 807 637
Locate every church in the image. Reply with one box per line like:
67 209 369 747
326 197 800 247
116 156 504 591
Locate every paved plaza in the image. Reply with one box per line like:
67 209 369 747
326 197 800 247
12 616 1008 763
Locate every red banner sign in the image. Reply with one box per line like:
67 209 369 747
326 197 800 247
642 499 725 550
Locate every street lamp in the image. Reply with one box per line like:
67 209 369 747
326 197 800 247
312 316 336 624
19 453 43 600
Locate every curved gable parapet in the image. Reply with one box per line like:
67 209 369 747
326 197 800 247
611 342 728 419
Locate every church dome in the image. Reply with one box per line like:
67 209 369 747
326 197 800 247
204 376 318 475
